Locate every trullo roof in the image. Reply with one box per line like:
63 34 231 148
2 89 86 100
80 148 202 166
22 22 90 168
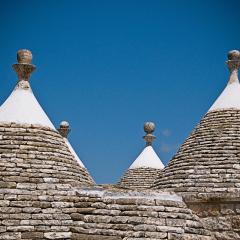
0 50 54 129
118 122 164 189
0 49 94 186
154 50 240 195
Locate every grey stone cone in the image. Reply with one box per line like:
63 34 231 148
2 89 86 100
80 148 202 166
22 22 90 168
153 50 240 239
118 122 162 190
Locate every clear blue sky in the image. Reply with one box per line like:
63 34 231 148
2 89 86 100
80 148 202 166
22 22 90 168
0 0 240 183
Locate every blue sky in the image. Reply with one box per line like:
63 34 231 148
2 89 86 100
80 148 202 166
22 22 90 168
0 0 240 183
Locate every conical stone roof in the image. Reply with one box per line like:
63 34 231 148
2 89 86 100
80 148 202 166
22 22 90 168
0 49 94 186
0 50 54 129
118 122 164 189
0 50 95 239
153 50 240 195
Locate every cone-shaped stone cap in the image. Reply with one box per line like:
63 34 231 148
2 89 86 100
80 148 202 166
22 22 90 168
0 49 55 129
209 50 240 111
118 122 164 189
129 122 164 170
129 146 164 169
0 49 95 185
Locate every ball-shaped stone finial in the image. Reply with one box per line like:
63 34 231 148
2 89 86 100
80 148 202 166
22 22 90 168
17 49 33 64
58 121 70 138
60 121 70 129
144 122 155 134
227 50 240 61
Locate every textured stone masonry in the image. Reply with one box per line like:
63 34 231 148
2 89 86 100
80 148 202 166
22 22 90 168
153 109 240 239
71 187 213 240
154 109 240 194
0 111 237 239
0 123 94 239
118 168 161 189
184 193 240 240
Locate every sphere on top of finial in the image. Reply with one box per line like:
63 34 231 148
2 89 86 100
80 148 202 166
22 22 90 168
60 121 70 129
17 49 33 64
227 50 240 61
144 122 155 134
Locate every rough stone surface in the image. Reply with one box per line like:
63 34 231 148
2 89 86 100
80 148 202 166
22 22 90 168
0 123 94 239
154 109 240 194
0 123 94 186
0 122 213 239
1 98 238 239
184 193 240 240
71 187 213 240
118 167 161 189
153 109 240 239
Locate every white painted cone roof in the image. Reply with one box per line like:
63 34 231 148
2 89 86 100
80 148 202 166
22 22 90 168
209 80 240 112
0 87 55 129
129 146 165 170
64 138 86 168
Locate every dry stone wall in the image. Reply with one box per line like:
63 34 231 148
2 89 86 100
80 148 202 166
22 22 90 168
184 193 240 240
71 187 214 240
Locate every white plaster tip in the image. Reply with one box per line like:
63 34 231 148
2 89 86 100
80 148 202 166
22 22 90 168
64 138 86 168
0 87 55 129
208 80 240 112
129 146 165 170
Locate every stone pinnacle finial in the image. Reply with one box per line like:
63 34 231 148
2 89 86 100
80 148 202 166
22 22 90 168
227 49 240 84
12 49 36 89
58 121 71 138
143 122 156 146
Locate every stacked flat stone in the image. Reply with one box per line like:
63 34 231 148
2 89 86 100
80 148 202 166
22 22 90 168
118 122 164 189
154 109 240 194
0 50 95 239
0 123 94 186
71 187 213 240
0 120 211 240
153 109 240 239
154 50 240 239
118 167 162 189
0 124 95 239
